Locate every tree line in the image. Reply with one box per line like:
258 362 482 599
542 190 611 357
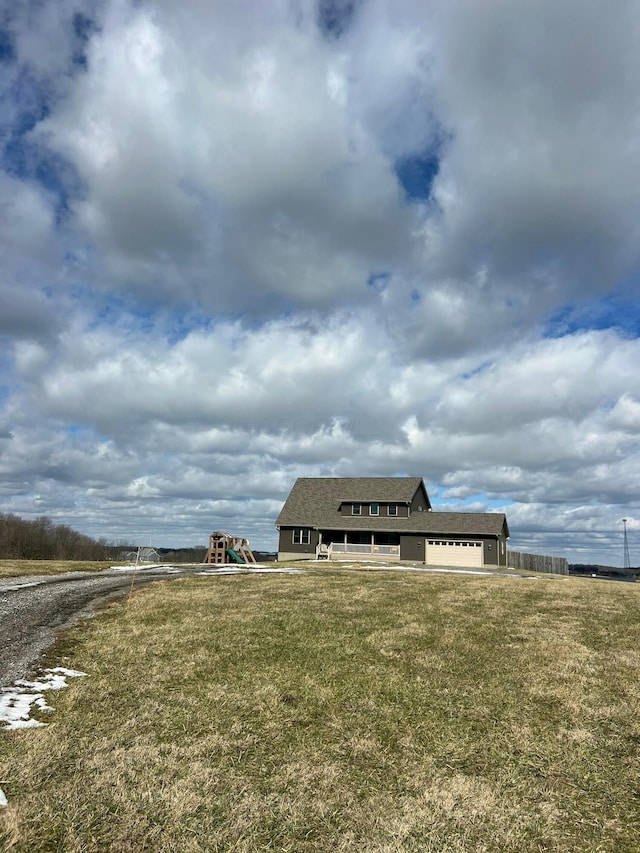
0 513 116 560
569 563 639 581
0 513 215 562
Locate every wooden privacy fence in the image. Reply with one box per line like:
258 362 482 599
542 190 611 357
507 550 568 575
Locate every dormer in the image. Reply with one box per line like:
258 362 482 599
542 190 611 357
339 500 412 518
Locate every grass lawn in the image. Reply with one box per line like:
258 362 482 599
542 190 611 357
0 560 115 578
1 569 639 851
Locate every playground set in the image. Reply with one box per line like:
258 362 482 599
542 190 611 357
204 531 257 565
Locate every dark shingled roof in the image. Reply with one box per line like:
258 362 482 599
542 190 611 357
276 477 424 525
276 477 509 538
413 511 508 537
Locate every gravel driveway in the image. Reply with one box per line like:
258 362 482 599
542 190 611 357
0 565 214 686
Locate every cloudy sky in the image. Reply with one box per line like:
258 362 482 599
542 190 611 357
1 0 639 564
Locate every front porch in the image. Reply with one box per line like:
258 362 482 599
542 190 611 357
316 530 401 561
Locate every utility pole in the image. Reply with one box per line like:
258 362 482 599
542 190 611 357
623 518 631 570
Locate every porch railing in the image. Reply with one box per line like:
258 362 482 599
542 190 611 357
328 543 400 557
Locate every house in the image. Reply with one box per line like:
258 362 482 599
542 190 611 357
275 477 510 568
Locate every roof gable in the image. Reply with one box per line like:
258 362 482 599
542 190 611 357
276 477 428 527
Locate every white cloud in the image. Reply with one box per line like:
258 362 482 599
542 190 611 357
1 0 640 563
424 0 640 309
35 0 419 313
2 314 639 557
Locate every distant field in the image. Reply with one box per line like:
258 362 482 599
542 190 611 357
0 559 116 578
2 570 640 851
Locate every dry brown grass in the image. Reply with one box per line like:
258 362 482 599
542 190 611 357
1 571 640 851
0 559 114 578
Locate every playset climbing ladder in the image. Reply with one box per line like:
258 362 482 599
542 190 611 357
205 531 257 565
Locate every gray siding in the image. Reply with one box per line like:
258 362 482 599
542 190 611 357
400 534 425 562
391 504 409 518
483 538 498 565
498 531 508 566
340 501 409 518
278 527 318 556
410 484 430 515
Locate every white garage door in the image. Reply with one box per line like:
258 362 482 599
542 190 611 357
426 539 483 568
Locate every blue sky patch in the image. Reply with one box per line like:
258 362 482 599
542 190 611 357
85 292 216 345
545 295 640 339
166 312 216 345
0 28 15 63
367 272 390 293
461 360 494 380
436 493 514 510
0 384 12 405
395 148 440 202
72 11 100 69
317 0 360 39
1 70 77 221
95 298 157 335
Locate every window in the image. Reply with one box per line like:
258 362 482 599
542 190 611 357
388 504 398 516
292 529 310 545
369 502 379 516
352 503 361 516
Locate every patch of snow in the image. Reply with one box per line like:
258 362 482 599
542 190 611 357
0 787 7 807
196 565 305 576
48 666 88 679
196 567 247 575
17 675 67 691
247 566 304 574
422 568 493 575
0 690 45 728
6 718 47 730
0 667 87 731
0 580 44 593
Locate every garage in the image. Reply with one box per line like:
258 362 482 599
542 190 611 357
426 539 483 568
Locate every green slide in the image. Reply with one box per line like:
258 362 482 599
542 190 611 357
226 548 245 564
